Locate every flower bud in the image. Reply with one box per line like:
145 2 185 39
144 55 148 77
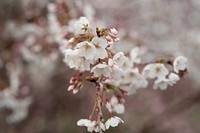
68 37 75 43
110 28 118 35
68 85 74 91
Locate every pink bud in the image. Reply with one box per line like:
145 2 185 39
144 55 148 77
106 35 113 45
70 77 76 84
114 37 120 42
68 37 75 43
110 28 118 35
76 82 83 89
73 88 79 94
68 85 74 91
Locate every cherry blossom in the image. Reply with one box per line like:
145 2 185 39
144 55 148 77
153 73 180 90
109 96 125 114
142 64 152 78
91 63 111 77
63 49 93 71
74 17 90 34
105 116 124 129
135 75 148 88
108 59 122 77
77 119 96 132
173 56 188 73
120 57 133 70
76 41 96 60
153 78 169 90
76 57 94 71
130 47 141 64
113 52 126 67
148 63 169 79
168 73 180 85
63 16 188 133
91 37 108 59
63 49 78 68
124 69 142 83
77 119 106 132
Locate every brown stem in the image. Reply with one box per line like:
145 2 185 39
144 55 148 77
96 84 103 133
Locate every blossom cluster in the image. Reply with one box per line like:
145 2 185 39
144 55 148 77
0 63 32 123
0 3 63 124
63 17 188 132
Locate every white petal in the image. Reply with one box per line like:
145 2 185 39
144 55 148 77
142 64 152 78
153 78 169 90
96 48 108 59
74 17 89 34
113 52 126 67
80 17 89 24
168 73 180 85
110 117 119 127
77 119 86 126
110 96 118 106
91 37 108 48
91 63 111 77
105 119 111 129
76 41 96 60
173 56 187 73
114 104 125 114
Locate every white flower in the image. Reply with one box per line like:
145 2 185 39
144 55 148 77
76 41 96 60
153 78 169 90
148 63 169 79
142 64 153 78
168 73 180 85
91 63 111 77
91 37 108 59
113 104 125 114
77 119 106 132
124 69 141 83
63 49 93 71
77 119 92 126
108 59 123 78
173 56 187 73
76 57 93 71
113 52 126 67
94 122 106 132
130 47 141 64
135 75 148 88
105 116 124 129
77 119 96 132
110 96 118 105
120 57 133 70
63 49 78 68
74 17 89 34
110 96 125 114
153 73 180 90
122 68 148 89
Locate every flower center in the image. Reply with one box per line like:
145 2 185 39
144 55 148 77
155 67 161 73
82 24 89 32
84 43 91 50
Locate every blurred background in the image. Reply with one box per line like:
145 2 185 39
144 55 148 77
0 0 200 133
